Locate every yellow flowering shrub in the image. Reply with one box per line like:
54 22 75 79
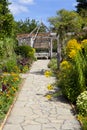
68 50 76 59
81 39 87 48
66 39 81 59
60 60 71 70
67 39 81 52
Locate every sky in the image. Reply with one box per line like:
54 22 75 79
9 0 77 26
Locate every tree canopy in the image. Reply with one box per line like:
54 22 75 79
15 18 47 34
48 9 83 36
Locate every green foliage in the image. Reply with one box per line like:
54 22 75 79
48 9 83 35
0 37 16 59
3 56 17 73
76 0 87 17
0 37 18 73
0 0 14 38
58 39 87 103
15 18 38 34
0 73 21 122
48 58 57 73
53 40 57 52
77 115 87 130
0 40 5 59
15 45 35 61
76 91 87 116
58 60 82 103
15 18 47 35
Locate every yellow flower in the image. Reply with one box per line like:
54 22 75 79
11 72 17 76
14 66 18 69
66 39 81 53
69 50 76 59
13 77 19 81
33 48 35 53
6 94 10 97
81 39 87 44
3 72 9 75
12 87 16 92
81 39 87 48
47 84 54 90
60 60 71 70
45 94 52 100
44 70 52 77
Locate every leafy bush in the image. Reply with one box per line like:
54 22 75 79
0 38 15 60
15 45 35 60
76 91 87 116
17 57 31 73
59 60 79 102
2 56 19 73
48 58 57 72
0 38 17 73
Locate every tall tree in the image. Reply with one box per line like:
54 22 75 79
0 0 14 38
15 18 47 34
15 18 38 34
76 0 87 17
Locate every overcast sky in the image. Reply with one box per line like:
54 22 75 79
9 0 77 26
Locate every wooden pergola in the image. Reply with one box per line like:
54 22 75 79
17 23 57 58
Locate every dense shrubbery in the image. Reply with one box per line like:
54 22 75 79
48 58 57 73
49 39 87 129
0 38 18 73
0 39 35 73
58 39 87 103
0 38 36 124
57 39 87 129
15 45 35 60
15 45 36 73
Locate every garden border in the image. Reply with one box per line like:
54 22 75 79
0 78 26 130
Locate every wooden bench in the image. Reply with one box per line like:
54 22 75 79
35 52 50 59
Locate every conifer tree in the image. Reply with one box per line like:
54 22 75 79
76 0 87 17
0 0 14 38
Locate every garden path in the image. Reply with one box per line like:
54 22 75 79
3 60 81 130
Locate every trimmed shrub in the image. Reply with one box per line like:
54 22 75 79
15 45 35 60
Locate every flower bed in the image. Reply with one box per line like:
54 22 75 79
0 73 21 124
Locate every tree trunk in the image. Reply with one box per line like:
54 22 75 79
57 35 62 70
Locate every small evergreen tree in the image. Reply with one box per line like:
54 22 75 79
0 0 14 38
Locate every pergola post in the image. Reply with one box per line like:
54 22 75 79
30 37 34 47
50 38 53 58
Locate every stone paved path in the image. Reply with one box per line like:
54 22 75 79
3 60 81 130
